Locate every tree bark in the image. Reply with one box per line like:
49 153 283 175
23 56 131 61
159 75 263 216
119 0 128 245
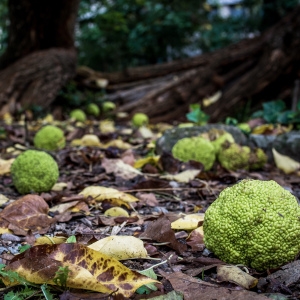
0 0 79 115
78 5 300 123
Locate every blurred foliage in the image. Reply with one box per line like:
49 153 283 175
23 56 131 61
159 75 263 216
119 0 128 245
0 0 298 71
56 81 105 109
77 0 299 71
186 103 210 125
252 99 300 125
0 0 8 56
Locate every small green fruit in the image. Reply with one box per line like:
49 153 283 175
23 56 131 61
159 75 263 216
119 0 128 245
70 109 86 122
34 125 65 151
11 150 59 194
102 101 116 112
86 103 100 117
132 113 149 127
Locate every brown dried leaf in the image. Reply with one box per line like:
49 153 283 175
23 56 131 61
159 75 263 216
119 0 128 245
161 271 269 300
0 195 54 235
102 157 143 179
217 265 258 289
140 215 187 254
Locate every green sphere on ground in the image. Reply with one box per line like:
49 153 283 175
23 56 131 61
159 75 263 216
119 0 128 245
132 113 149 127
34 125 65 151
86 103 100 116
203 179 300 271
11 150 59 194
102 101 116 112
217 143 250 170
172 136 216 171
70 109 86 122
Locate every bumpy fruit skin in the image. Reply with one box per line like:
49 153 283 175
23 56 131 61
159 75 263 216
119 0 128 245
250 148 267 170
172 136 216 171
11 150 59 194
203 179 300 271
237 123 251 134
33 125 65 151
132 113 149 127
70 109 86 122
210 131 235 154
218 143 250 170
86 103 100 116
102 101 116 112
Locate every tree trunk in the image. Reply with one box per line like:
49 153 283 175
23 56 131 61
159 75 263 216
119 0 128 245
0 0 79 115
78 5 300 123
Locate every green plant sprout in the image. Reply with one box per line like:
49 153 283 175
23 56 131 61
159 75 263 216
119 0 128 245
186 104 209 125
53 266 70 289
0 264 54 300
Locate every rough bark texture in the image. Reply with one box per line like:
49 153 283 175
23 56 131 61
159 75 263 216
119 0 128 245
77 5 300 123
0 48 77 115
0 0 79 115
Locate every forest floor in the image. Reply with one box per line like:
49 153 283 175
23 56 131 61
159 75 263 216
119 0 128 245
0 116 300 300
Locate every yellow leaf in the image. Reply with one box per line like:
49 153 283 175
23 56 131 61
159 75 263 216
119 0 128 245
42 114 54 124
252 124 274 134
134 156 160 169
80 186 138 203
203 91 222 107
0 158 14 175
3 243 157 297
88 236 148 260
96 78 109 88
0 194 9 206
161 170 200 183
171 214 205 230
103 139 132 149
34 236 67 245
3 112 13 125
137 126 154 139
51 182 68 192
217 265 258 289
104 207 129 217
187 226 204 240
99 120 116 133
49 201 80 214
71 134 102 147
272 148 300 174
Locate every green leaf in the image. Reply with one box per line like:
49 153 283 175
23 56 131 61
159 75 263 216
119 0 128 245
136 267 158 294
18 245 31 254
186 108 209 125
4 286 36 300
53 266 69 289
40 284 54 300
262 100 286 123
66 235 76 243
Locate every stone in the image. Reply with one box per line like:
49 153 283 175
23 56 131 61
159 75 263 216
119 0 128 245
155 124 247 155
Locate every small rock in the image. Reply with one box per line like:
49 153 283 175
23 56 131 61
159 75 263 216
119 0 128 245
155 124 248 155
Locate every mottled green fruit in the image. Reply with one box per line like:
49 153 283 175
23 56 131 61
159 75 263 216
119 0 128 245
209 130 235 154
70 109 86 122
203 179 300 271
237 123 251 134
250 148 267 170
11 150 59 194
132 113 149 127
86 103 100 116
34 125 65 151
172 136 216 171
218 143 250 170
102 101 116 112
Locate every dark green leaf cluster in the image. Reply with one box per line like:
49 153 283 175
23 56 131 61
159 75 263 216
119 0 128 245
186 104 209 125
252 99 300 126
